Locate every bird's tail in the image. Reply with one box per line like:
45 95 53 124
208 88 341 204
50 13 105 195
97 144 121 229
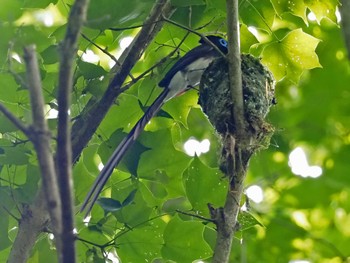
80 89 170 216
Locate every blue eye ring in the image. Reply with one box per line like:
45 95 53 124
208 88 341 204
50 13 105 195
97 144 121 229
219 38 228 47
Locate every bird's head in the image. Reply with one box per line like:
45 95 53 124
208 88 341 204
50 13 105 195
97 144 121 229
200 35 228 54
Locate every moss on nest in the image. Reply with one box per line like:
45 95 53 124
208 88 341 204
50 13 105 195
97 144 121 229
199 54 275 136
199 54 275 174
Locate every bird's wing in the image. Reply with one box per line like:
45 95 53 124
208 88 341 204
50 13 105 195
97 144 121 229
158 43 215 88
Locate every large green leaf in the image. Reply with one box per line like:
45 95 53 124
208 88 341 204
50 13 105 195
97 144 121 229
239 0 276 32
271 0 308 23
261 29 321 82
116 217 166 262
184 157 227 214
305 0 338 23
162 215 212 262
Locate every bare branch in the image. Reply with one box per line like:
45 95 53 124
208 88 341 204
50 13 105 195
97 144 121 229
23 45 62 232
7 45 62 263
226 0 244 135
7 190 49 263
0 103 30 136
56 0 90 261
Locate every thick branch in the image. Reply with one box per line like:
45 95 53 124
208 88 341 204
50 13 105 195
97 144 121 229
71 0 173 162
23 45 62 232
7 190 49 263
8 45 62 263
340 0 350 60
210 1 244 262
200 56 275 263
56 0 90 262
226 0 244 135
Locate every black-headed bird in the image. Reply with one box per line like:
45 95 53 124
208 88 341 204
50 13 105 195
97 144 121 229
81 35 228 216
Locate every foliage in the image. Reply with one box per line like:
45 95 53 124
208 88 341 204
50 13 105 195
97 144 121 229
0 0 349 262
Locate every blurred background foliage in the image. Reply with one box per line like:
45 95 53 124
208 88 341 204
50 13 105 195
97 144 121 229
0 0 349 262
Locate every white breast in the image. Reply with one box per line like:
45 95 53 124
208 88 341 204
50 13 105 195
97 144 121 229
165 56 215 101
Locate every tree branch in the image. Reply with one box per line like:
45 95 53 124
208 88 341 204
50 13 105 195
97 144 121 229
56 0 90 261
7 190 49 263
210 1 245 262
0 103 30 136
7 45 62 263
226 0 244 135
340 0 350 60
71 0 173 162
23 45 62 232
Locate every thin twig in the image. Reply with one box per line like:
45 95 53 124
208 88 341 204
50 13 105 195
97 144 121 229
176 209 215 222
80 33 135 81
162 16 227 58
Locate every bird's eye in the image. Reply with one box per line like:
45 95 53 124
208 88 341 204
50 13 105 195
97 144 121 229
219 39 228 47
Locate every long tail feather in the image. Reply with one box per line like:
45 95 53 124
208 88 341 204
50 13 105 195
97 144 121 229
81 89 170 216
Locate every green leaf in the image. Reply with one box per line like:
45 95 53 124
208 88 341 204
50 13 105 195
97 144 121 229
261 29 321 82
24 0 58 8
137 128 190 197
117 217 166 262
184 157 227 214
40 45 59 65
0 208 11 251
0 144 30 165
86 0 154 29
96 197 122 212
239 0 276 32
0 0 23 21
305 0 338 23
238 211 264 231
162 215 212 262
240 24 259 53
77 60 107 80
171 0 205 7
162 89 199 128
271 0 308 24
114 190 153 226
122 189 137 206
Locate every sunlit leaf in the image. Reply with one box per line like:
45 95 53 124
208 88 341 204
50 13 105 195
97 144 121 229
305 0 338 23
261 29 321 82
239 0 276 32
271 0 308 24
238 211 264 231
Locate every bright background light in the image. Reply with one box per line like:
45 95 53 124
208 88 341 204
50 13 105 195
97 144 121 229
246 185 264 203
119 36 133 49
183 138 210 157
307 12 317 22
288 147 322 178
82 49 99 63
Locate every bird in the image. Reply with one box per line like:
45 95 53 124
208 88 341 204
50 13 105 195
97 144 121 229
81 35 228 216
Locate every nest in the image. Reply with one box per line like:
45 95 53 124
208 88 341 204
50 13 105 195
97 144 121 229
199 54 275 173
